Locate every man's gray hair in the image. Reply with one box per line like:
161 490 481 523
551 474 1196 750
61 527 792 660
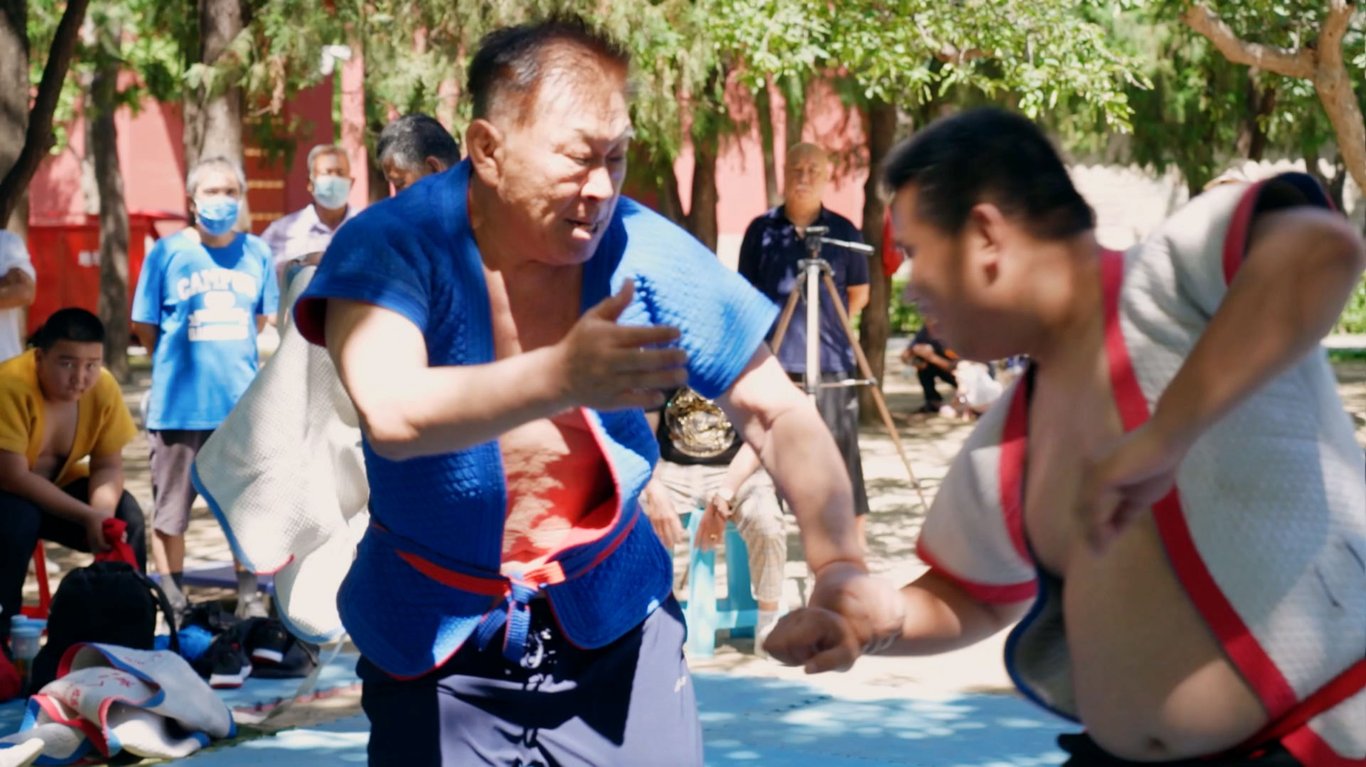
306 144 349 178
185 156 247 198
376 114 461 171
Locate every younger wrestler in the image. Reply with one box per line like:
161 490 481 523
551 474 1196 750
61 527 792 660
766 108 1366 766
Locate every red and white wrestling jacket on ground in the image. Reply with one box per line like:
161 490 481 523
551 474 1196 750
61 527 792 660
915 172 1366 765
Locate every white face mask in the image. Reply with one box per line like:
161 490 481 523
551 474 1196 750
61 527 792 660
312 175 352 210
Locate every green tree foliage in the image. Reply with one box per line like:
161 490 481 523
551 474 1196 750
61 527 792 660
1174 1 1366 194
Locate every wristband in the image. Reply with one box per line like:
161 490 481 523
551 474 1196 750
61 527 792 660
862 632 898 656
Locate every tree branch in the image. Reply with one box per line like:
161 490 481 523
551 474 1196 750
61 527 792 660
0 0 91 225
1181 2 1314 80
1316 0 1355 70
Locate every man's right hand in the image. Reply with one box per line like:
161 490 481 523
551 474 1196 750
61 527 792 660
554 280 689 411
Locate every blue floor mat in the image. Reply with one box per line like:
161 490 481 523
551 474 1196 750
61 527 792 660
175 671 1069 766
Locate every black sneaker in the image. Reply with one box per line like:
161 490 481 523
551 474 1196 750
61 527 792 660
247 619 291 666
196 634 253 689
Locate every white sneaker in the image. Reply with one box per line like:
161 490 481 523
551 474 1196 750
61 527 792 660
753 609 780 659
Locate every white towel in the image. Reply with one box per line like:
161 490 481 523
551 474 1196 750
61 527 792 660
0 644 234 764
192 266 369 642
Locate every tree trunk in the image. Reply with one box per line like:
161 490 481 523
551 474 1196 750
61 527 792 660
686 137 719 252
857 99 896 424
1313 65 1366 199
1304 149 1348 212
1240 75 1274 161
186 0 244 185
754 80 780 208
628 145 684 226
0 0 28 231
89 20 130 381
0 0 90 226
781 73 806 152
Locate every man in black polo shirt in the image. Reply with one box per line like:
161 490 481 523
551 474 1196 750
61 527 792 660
738 142 871 543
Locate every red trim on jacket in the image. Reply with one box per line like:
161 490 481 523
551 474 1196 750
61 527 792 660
1100 248 1302 722
1221 182 1265 286
999 382 1032 563
915 538 1037 604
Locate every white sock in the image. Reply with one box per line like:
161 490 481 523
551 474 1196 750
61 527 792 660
754 609 781 658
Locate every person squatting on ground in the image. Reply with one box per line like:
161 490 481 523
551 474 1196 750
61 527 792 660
765 108 1366 766
0 309 144 651
738 142 873 545
260 143 358 290
376 113 462 195
902 323 959 414
643 387 789 651
132 156 280 621
294 16 901 766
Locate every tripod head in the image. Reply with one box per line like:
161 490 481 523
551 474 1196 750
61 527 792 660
801 224 875 260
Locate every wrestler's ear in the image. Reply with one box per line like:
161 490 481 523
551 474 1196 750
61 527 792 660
965 202 1008 277
466 119 504 186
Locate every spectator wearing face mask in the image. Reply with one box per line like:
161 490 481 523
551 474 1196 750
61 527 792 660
131 155 279 621
261 144 358 290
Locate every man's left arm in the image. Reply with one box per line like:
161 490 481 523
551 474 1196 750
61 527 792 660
842 224 871 317
717 346 904 649
846 284 869 318
1085 207 1366 550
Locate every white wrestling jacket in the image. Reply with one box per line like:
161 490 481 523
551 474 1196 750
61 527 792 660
916 173 1366 765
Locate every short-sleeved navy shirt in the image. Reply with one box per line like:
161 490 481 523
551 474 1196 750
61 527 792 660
737 206 869 374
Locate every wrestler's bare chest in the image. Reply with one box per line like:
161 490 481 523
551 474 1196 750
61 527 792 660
1021 358 1124 573
485 266 584 454
34 400 78 480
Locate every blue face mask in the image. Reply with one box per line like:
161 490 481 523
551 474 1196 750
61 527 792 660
312 175 352 210
195 195 240 236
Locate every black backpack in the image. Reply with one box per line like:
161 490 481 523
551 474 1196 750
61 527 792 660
29 562 179 692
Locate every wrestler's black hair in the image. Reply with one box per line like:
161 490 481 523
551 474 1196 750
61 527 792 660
882 108 1094 241
29 307 104 350
376 114 461 171
468 14 629 122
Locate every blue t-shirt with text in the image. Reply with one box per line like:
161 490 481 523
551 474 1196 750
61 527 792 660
131 229 278 430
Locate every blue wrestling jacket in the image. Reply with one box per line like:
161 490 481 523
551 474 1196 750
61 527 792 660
295 162 778 678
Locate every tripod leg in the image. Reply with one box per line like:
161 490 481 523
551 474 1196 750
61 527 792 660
768 284 803 360
820 273 931 511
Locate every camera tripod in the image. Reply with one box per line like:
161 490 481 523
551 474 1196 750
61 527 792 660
769 226 930 511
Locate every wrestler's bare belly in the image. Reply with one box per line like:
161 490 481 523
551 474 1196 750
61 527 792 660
485 264 614 573
1025 358 1266 761
500 413 612 572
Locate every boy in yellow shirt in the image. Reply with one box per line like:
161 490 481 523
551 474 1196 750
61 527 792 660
0 308 144 652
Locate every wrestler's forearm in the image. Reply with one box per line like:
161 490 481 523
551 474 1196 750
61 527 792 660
353 347 568 460
1153 209 1365 446
86 462 125 515
880 570 1029 655
750 405 863 571
719 350 864 570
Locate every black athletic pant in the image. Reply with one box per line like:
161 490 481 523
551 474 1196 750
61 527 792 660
0 478 146 649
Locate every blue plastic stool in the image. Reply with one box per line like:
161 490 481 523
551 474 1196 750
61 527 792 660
680 509 759 657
